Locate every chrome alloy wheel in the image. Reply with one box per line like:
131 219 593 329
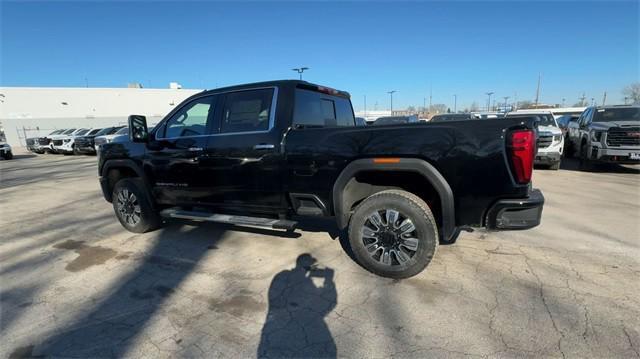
116 188 142 226
361 209 419 266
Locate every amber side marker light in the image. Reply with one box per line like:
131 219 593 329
373 158 401 164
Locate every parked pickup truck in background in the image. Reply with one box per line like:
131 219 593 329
506 110 564 170
567 105 640 169
98 80 544 278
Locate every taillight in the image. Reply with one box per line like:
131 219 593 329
508 129 535 184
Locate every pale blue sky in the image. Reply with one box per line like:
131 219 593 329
2 1 638 110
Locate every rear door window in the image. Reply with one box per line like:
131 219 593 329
220 89 274 133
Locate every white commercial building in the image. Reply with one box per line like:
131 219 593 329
0 86 202 146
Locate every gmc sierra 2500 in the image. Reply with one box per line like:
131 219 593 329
98 80 544 278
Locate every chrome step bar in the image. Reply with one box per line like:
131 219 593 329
160 208 297 230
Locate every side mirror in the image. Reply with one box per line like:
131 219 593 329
128 115 148 143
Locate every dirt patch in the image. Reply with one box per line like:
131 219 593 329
208 294 265 317
53 240 85 250
52 240 117 272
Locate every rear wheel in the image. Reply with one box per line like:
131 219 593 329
2 151 13 160
112 178 160 233
73 145 80 155
348 190 438 279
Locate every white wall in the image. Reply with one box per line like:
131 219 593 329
0 87 201 146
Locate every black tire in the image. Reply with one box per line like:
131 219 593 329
112 178 161 233
2 152 13 160
73 145 80 155
549 161 560 170
579 143 592 171
347 189 438 279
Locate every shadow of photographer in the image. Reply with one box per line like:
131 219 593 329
258 254 337 358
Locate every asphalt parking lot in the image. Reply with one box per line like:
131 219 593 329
1 151 639 358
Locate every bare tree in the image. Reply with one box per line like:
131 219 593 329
623 82 640 104
469 102 479 112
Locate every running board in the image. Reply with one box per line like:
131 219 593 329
160 208 297 230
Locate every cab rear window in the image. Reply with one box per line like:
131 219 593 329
293 89 355 128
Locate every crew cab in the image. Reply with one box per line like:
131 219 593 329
506 111 564 170
567 105 640 168
98 80 544 278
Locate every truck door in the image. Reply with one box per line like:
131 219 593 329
145 94 217 205
203 87 286 213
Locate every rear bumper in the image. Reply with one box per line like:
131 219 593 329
485 189 544 230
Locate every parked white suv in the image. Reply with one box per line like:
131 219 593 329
507 110 564 170
53 128 91 155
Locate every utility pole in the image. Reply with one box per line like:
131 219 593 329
387 90 397 113
503 96 510 112
364 95 367 117
453 94 457 113
514 92 518 111
591 98 595 106
423 97 426 111
486 92 494 112
534 73 542 107
579 93 587 106
292 67 309 80
602 91 607 106
429 85 433 110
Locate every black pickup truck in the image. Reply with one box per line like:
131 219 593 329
98 80 544 278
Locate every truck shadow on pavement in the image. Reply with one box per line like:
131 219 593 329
258 254 337 358
559 158 640 174
19 223 226 358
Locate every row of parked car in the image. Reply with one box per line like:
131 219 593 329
26 125 129 155
361 105 639 171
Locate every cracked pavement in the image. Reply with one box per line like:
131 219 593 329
1 152 639 358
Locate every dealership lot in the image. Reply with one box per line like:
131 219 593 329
1 153 639 358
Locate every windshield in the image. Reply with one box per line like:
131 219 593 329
75 129 90 136
63 128 76 134
49 129 64 135
373 117 410 125
88 128 102 135
593 107 640 122
94 127 113 136
109 126 125 134
507 113 556 127
116 127 129 135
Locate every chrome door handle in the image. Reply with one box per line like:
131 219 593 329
188 147 203 152
253 144 275 150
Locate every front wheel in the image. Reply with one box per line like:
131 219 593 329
2 151 13 160
579 143 592 171
348 190 438 279
112 178 161 233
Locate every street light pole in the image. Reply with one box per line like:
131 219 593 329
387 91 397 113
453 94 457 113
503 96 510 112
486 92 494 111
292 67 309 80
